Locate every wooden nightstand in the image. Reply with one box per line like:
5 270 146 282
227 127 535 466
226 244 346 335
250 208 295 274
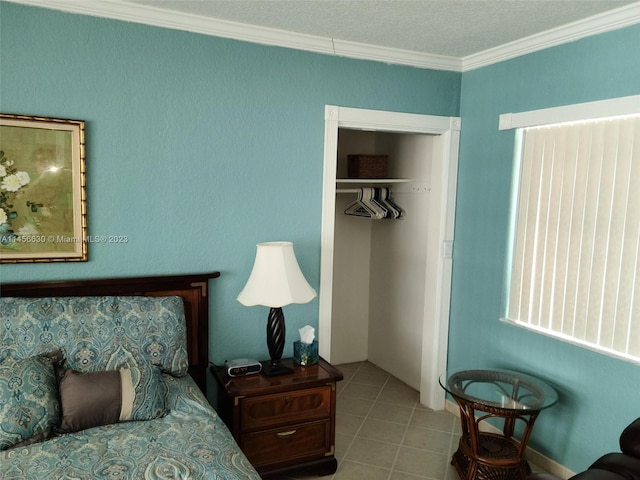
211 357 343 478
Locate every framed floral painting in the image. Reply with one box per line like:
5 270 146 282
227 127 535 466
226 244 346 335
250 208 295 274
0 113 87 263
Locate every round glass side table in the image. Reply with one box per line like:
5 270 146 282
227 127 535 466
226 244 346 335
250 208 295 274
440 368 558 480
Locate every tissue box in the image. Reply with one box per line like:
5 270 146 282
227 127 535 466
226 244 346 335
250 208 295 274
294 340 318 366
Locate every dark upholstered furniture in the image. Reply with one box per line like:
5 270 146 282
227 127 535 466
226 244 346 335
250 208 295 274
529 418 640 480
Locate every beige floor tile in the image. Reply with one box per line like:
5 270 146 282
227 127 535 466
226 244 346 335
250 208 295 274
327 362 553 480
390 471 431 480
357 362 390 375
332 460 391 480
393 446 450 479
385 375 414 389
450 434 461 454
351 371 389 386
338 361 366 369
344 437 399 469
335 433 354 460
410 408 456 432
336 412 365 436
358 417 407 444
445 462 459 480
403 425 453 454
341 382 383 401
414 400 431 410
337 366 358 382
377 384 419 408
369 401 414 425
336 394 374 417
452 420 462 436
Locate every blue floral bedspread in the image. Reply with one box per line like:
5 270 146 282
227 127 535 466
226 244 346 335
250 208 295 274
0 374 260 480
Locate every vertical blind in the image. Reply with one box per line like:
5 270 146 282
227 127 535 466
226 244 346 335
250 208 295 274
506 115 640 361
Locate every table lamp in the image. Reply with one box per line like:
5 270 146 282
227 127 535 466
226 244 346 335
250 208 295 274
237 241 317 376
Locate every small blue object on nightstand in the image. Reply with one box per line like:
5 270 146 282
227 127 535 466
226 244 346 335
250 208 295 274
294 340 318 366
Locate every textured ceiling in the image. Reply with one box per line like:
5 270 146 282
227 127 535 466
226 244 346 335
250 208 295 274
124 0 637 58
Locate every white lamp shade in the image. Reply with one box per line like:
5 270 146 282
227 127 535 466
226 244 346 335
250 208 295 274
237 241 317 308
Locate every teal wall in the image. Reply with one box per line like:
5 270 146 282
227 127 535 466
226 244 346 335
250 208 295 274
2 1 639 473
0 4 458 364
454 24 640 471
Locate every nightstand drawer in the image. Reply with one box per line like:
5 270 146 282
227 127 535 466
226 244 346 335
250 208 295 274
212 358 343 478
240 386 331 430
241 420 331 467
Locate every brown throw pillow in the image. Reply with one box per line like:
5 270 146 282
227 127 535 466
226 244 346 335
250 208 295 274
57 369 136 434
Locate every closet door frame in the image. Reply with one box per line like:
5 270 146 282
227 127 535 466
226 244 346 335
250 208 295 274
319 105 461 410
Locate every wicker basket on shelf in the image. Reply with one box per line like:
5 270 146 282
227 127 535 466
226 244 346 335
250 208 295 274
347 154 388 179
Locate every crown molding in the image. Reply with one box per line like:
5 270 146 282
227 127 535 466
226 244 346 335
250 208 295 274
462 2 640 71
5 0 640 73
4 0 462 70
332 39 462 71
4 0 336 54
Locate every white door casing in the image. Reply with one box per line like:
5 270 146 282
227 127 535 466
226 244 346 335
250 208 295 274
319 105 460 410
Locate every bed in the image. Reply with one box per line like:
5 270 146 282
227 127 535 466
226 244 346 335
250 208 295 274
0 273 261 480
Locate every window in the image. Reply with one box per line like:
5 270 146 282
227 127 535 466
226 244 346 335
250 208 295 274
500 96 640 363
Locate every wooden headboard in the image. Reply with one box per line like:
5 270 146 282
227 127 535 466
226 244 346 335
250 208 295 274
0 272 220 393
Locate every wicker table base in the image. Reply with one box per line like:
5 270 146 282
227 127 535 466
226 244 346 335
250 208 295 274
452 432 531 480
441 369 558 480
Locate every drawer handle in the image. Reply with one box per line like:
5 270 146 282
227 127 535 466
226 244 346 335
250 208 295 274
276 430 297 437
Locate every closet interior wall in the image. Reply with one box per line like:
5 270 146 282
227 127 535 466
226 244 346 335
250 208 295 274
331 128 434 390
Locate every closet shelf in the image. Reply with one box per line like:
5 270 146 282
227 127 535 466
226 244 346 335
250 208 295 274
336 178 412 184
337 181 430 194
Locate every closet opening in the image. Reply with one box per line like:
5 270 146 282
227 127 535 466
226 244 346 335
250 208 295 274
319 106 460 410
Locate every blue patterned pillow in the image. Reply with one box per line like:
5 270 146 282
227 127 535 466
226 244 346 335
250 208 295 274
0 296 189 376
0 354 60 450
127 362 166 421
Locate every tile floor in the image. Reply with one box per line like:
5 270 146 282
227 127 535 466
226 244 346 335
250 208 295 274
274 361 459 480
276 361 550 480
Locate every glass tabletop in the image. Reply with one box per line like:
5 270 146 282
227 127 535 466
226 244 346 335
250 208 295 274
439 368 558 412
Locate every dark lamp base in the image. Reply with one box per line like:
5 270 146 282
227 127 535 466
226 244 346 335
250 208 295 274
261 360 294 376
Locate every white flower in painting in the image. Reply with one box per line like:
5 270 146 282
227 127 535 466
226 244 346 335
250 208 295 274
0 165 6 177
18 223 38 236
16 171 30 186
1 174 22 191
0 209 7 225
2 173 25 192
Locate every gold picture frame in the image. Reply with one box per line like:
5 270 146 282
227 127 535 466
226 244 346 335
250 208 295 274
0 113 87 263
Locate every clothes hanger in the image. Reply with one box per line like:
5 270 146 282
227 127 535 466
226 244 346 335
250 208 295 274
345 188 379 218
344 187 404 220
374 187 399 219
382 187 405 219
361 187 387 219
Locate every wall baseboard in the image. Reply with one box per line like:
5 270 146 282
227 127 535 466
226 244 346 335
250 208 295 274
444 400 575 479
